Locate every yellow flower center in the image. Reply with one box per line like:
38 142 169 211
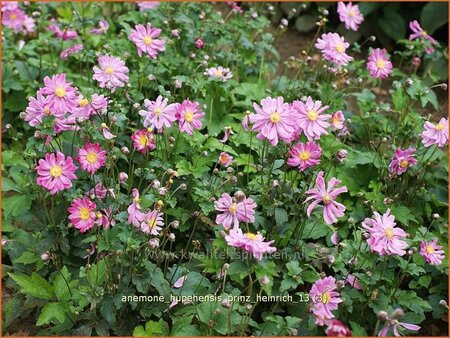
322 291 331 304
44 107 51 115
96 212 103 219
332 116 340 125
376 59 385 69
399 160 409 168
10 14 17 20
228 203 238 214
143 36 153 45
139 135 148 147
154 107 163 116
421 30 427 37
101 123 107 128
79 98 89 107
55 86 66 98
335 43 345 53
426 245 435 254
385 227 394 239
245 232 258 240
322 194 331 204
105 67 114 75
435 123 445 131
299 151 311 161
79 207 91 221
307 110 318 121
348 9 356 17
214 70 223 77
49 165 63 178
148 217 157 230
184 111 194 122
86 152 98 164
133 197 141 203
270 112 281 123
219 154 228 163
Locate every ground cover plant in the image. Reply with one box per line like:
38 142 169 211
1 1 449 336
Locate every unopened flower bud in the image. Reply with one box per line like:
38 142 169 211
369 35 376 42
377 311 389 321
169 220 179 229
148 238 159 248
260 276 270 286
121 146 129 154
171 29 180 38
148 74 156 81
179 183 187 190
119 172 128 183
336 280 346 290
272 180 279 188
19 111 27 120
41 252 50 262
222 299 231 308
439 300 448 307
433 213 440 219
158 187 167 195
393 308 404 319
168 233 176 242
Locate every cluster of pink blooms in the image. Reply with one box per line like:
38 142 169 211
204 66 233 81
126 189 165 237
248 96 343 147
337 2 364 31
367 48 393 79
68 196 114 233
129 23 166 59
225 1 244 14
2 1 35 34
421 117 448 147
362 209 408 256
304 171 348 225
214 192 256 230
214 191 275 261
47 18 78 40
25 74 109 134
138 96 206 136
388 148 417 176
309 276 343 326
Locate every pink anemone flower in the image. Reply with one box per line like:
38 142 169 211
304 171 348 224
36 152 77 195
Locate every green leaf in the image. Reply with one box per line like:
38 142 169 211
349 321 368 336
36 302 65 326
13 251 39 265
2 194 32 220
274 208 288 226
53 266 77 301
420 2 448 34
378 12 406 40
171 316 201 336
133 325 148 337
9 272 54 300
390 205 418 226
